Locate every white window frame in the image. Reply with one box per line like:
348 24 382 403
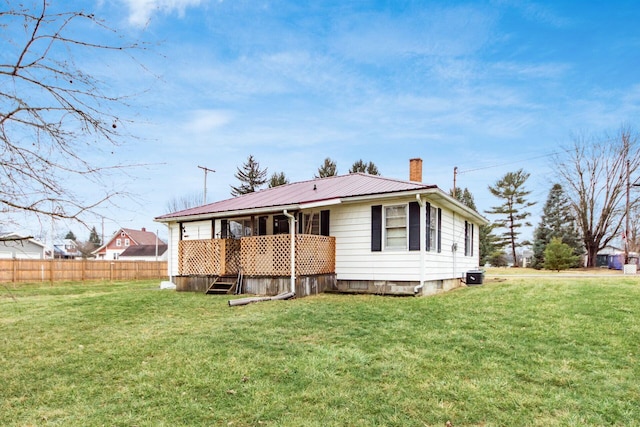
116 238 121 247
384 204 407 250
428 205 438 252
465 221 474 257
302 212 320 235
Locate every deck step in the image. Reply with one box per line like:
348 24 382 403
205 276 238 295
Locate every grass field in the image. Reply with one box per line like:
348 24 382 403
1 276 639 426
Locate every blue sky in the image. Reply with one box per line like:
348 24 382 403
13 0 640 242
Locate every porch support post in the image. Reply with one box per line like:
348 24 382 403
283 210 296 295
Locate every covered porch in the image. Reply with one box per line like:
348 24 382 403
174 234 336 296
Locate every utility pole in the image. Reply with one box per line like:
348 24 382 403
198 165 216 204
453 166 458 198
626 160 630 264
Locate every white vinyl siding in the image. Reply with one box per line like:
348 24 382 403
332 198 481 282
181 220 213 240
167 222 180 277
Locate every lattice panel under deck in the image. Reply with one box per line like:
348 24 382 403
295 235 335 275
225 238 241 275
178 239 221 275
241 235 291 276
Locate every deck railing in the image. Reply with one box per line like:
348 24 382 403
178 235 335 277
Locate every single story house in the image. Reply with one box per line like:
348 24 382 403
154 159 488 297
0 232 47 259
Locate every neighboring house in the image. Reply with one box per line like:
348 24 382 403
595 245 623 268
53 239 81 259
155 159 488 297
93 228 166 260
0 232 47 259
119 244 168 261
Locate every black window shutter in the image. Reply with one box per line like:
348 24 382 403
298 212 303 234
320 210 330 236
425 202 431 251
464 221 469 256
437 208 442 253
371 205 382 252
211 220 216 239
408 201 420 251
178 222 183 241
221 219 228 238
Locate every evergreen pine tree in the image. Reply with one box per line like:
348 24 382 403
65 230 77 241
230 155 268 196
531 184 583 269
544 237 580 271
480 223 504 266
485 169 536 266
349 159 380 175
88 226 101 247
315 157 337 178
268 171 289 188
451 187 478 211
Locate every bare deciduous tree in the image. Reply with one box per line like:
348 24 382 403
165 192 204 214
554 127 640 267
0 1 144 226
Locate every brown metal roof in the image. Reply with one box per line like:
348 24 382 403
155 173 436 221
122 228 166 245
120 244 168 257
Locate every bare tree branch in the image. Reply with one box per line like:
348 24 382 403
0 0 150 226
554 127 640 266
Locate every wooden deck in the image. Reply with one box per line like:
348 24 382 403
178 235 335 277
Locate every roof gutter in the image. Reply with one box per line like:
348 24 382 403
154 204 301 224
283 209 296 295
342 187 488 225
414 194 426 295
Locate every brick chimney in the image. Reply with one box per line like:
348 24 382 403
141 227 146 232
409 158 423 182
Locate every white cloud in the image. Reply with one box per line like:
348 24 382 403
185 109 232 133
122 0 206 27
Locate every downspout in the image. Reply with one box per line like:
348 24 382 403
283 210 296 295
414 194 426 294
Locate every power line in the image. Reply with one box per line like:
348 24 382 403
458 151 559 174
457 131 640 175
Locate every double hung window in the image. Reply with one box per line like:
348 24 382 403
384 205 407 250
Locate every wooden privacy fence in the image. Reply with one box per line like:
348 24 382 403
179 235 335 277
0 259 168 283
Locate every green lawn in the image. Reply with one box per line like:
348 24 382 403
1 277 639 426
